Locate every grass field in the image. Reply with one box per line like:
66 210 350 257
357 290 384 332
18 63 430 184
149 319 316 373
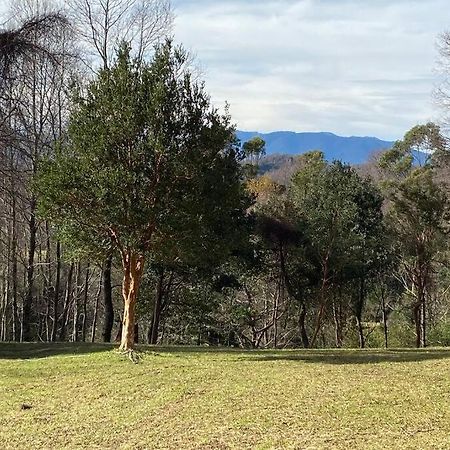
1 344 449 449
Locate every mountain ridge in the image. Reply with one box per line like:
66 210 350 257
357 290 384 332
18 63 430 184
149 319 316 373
236 130 394 165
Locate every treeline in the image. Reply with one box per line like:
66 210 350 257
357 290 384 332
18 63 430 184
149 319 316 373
1 1 450 350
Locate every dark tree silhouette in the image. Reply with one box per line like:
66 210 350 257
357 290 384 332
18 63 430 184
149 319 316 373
0 13 69 81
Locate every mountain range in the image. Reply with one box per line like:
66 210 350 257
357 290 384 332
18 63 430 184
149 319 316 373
236 130 394 165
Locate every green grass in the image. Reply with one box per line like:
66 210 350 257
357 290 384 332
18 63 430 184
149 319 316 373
1 344 450 449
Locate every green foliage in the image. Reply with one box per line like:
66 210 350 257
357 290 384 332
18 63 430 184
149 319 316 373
36 40 250 266
242 136 266 159
379 122 447 175
290 153 385 282
242 136 266 178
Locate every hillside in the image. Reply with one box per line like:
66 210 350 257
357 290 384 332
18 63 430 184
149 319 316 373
237 130 393 165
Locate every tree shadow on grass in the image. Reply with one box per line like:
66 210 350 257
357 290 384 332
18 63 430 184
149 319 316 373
0 342 115 359
2 343 449 364
243 348 450 365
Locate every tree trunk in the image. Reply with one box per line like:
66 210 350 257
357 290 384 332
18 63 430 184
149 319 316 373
414 279 425 348
149 269 164 344
91 271 103 343
81 263 90 342
119 252 145 351
420 296 427 348
414 303 421 348
51 241 61 342
59 262 74 341
44 221 52 341
333 297 343 348
298 303 309 348
102 255 114 342
355 278 365 349
381 287 388 349
23 197 37 341
10 193 19 341
310 268 328 348
356 316 365 349
72 262 81 342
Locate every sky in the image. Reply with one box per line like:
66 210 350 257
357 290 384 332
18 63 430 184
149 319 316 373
173 0 450 140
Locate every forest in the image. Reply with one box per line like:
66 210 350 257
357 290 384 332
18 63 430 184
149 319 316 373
2 0 450 354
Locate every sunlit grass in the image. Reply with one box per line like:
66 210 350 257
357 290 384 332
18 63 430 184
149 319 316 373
1 343 449 449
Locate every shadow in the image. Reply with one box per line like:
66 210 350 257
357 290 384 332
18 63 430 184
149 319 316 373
0 342 115 360
1 343 450 364
242 348 450 365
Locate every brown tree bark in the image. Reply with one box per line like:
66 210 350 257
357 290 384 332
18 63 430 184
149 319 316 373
119 252 145 351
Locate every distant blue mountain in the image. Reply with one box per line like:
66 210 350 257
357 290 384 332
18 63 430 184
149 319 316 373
236 130 394 165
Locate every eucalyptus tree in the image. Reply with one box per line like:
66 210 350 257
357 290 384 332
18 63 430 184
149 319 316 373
379 124 450 347
36 41 250 352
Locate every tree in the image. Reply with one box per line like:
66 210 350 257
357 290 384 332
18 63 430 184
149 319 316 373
379 122 447 174
0 12 69 83
379 124 450 347
289 152 385 347
67 0 174 343
36 41 250 352
242 136 266 178
386 169 448 347
69 0 173 70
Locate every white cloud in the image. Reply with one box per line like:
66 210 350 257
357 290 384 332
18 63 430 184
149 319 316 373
173 0 450 140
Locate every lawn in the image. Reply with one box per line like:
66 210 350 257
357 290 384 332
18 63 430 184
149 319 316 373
0 344 449 449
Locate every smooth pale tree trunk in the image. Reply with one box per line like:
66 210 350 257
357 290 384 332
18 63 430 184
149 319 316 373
119 252 145 351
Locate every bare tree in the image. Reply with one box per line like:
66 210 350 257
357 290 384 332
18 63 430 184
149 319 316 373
0 12 69 83
435 32 450 132
68 0 173 70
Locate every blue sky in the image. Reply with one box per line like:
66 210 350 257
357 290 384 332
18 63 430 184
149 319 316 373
173 0 450 140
